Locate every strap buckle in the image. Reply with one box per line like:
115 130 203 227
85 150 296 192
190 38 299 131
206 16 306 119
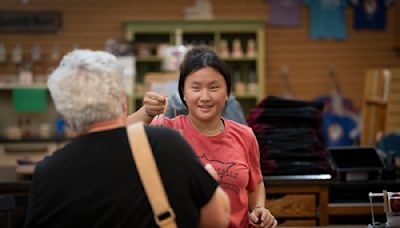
154 208 176 226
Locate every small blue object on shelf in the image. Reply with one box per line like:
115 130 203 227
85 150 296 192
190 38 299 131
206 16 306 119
55 117 65 136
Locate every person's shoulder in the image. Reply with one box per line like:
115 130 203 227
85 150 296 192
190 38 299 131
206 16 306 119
225 119 258 149
225 118 253 134
227 95 240 103
226 95 242 108
170 92 184 105
33 145 67 177
34 133 91 172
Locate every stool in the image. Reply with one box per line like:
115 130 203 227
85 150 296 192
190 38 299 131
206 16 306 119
0 195 15 228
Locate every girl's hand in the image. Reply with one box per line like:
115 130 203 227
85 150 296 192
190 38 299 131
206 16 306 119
248 207 277 228
143 92 167 117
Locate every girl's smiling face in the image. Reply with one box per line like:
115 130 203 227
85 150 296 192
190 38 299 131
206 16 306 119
183 67 228 124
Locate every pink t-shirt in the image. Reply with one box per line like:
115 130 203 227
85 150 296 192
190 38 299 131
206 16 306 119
151 115 263 228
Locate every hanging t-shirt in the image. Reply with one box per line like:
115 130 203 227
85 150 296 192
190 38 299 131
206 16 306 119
268 0 302 26
152 115 262 228
304 0 349 40
351 0 394 29
322 112 358 146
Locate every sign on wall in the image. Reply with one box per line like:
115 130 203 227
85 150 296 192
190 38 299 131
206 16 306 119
0 11 62 32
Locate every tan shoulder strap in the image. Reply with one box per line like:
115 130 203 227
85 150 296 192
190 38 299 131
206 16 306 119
126 122 177 228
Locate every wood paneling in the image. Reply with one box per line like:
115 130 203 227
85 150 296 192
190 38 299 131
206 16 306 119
265 5 400 109
266 194 316 217
0 0 399 109
395 2 400 50
385 70 400 133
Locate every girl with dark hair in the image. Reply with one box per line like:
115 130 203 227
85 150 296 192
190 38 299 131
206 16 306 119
128 47 277 228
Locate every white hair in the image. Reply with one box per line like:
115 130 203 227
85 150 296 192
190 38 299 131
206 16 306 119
47 49 125 132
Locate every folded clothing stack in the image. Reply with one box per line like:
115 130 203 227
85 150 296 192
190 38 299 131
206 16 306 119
248 96 332 176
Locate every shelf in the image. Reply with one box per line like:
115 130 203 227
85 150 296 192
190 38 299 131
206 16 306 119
136 55 256 62
235 94 258 99
0 136 71 143
328 203 384 216
0 84 47 90
222 57 257 62
136 56 163 62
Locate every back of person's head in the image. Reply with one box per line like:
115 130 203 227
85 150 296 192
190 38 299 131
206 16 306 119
178 46 231 107
47 49 125 132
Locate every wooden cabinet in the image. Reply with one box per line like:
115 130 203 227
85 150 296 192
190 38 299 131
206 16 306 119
123 20 266 116
265 180 329 226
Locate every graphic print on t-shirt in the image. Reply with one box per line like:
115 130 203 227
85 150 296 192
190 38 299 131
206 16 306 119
364 0 377 16
199 154 240 194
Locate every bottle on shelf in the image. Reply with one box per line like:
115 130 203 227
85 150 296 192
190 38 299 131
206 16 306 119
246 39 257 57
12 44 23 65
219 39 230 58
55 115 65 137
233 71 246 96
138 44 151 57
9 118 24 139
31 45 42 63
0 44 6 64
208 40 215 50
247 71 258 95
23 117 32 137
39 123 51 138
232 39 243 58
18 62 33 85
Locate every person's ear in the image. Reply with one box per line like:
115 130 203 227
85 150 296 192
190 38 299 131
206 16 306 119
122 101 127 114
120 92 128 115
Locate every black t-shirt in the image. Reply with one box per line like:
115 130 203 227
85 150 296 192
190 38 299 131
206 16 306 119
25 126 218 228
